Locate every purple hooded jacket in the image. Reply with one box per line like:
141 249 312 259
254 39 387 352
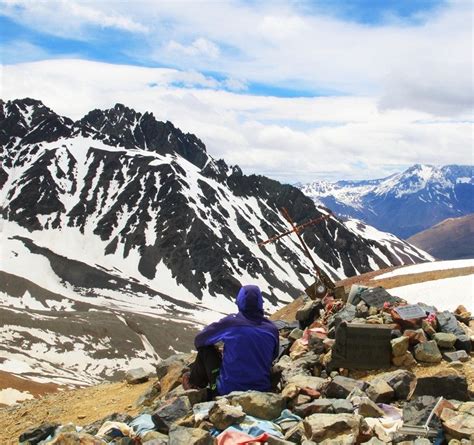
194 285 279 395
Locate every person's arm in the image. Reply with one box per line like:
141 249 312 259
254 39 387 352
194 315 234 348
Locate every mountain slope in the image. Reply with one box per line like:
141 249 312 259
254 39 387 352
1 98 432 309
407 214 474 260
300 164 474 238
0 98 432 386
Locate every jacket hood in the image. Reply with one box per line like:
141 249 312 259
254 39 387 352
236 285 264 318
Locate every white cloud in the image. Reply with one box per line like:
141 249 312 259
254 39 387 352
1 1 472 117
166 38 220 59
2 59 472 183
0 0 149 38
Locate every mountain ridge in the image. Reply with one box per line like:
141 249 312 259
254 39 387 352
299 163 474 238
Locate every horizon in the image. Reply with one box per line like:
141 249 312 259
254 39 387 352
1 0 473 182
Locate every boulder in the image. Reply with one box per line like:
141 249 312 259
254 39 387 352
48 432 106 444
152 396 192 433
208 399 245 430
391 336 409 357
296 299 321 323
141 430 169 443
155 353 194 379
414 373 469 401
414 340 442 363
332 399 354 414
357 397 385 418
303 413 362 443
403 396 442 429
289 328 304 340
437 311 465 336
286 375 326 393
168 426 214 445
229 391 286 420
403 329 427 345
392 351 416 367
422 319 437 337
83 413 133 436
19 423 59 444
433 333 457 349
325 376 368 399
443 411 474 440
293 399 334 417
371 369 416 400
361 438 385 445
125 367 150 384
366 380 394 404
308 335 326 354
454 335 472 353
443 350 469 362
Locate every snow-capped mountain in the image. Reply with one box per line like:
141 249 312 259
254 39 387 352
300 164 474 239
0 98 432 386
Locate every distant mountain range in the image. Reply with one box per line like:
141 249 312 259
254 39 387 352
0 98 432 384
408 214 474 260
298 164 474 239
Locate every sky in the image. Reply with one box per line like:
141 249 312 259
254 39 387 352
1 0 473 183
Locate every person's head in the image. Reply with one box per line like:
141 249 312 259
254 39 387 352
236 284 264 318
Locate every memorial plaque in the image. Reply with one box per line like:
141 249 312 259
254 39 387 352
358 287 401 309
394 304 427 320
330 323 392 370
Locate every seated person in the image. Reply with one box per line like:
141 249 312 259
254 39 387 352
183 284 279 397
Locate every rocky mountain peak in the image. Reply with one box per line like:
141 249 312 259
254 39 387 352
79 103 209 169
1 98 73 149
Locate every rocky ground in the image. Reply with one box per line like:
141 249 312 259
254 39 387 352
1 283 474 444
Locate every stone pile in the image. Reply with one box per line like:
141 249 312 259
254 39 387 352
18 286 474 444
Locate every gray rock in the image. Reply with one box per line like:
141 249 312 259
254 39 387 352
152 396 192 433
141 430 169 443
19 423 59 444
414 439 432 445
366 380 394 404
403 396 441 428
281 352 321 383
168 426 214 445
83 413 133 435
293 399 334 417
208 399 246 430
303 413 362 443
414 374 469 401
126 367 150 384
391 336 409 357
437 311 465 336
361 438 385 445
433 332 457 349
325 376 368 399
48 432 106 444
289 328 304 341
371 369 416 400
414 340 442 363
308 335 326 354
357 397 385 418
454 335 472 353
443 350 470 362
286 375 327 392
155 353 193 379
332 399 354 414
229 391 286 420
296 299 321 322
